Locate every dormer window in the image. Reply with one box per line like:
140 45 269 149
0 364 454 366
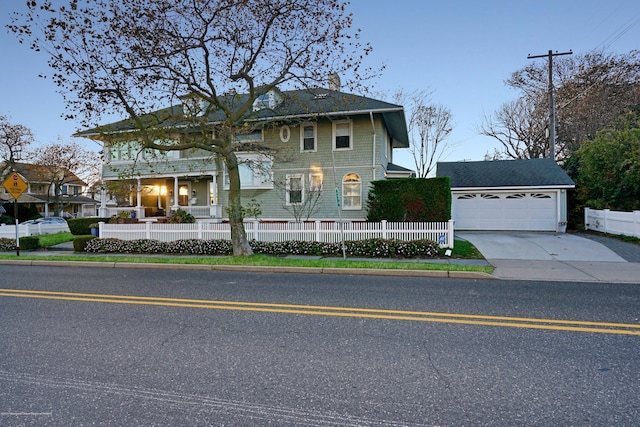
252 89 282 112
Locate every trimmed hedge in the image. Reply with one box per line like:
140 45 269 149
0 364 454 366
73 235 96 252
83 237 441 258
20 236 40 251
67 217 111 235
367 177 451 222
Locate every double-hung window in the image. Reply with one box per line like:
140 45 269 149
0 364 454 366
286 174 304 205
300 123 317 152
333 120 352 150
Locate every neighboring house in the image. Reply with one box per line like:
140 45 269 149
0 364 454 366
0 162 98 218
436 158 575 232
77 86 412 221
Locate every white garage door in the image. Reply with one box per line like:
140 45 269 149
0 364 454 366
452 191 557 231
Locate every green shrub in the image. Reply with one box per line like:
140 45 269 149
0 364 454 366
1 213 14 225
20 236 40 251
68 217 111 235
84 237 440 258
73 235 96 252
367 177 451 222
168 208 195 223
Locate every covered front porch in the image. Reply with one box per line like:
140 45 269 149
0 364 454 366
99 174 223 221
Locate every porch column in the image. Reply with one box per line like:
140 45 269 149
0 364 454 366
136 179 142 208
99 181 107 216
172 176 179 211
210 173 220 219
136 179 143 218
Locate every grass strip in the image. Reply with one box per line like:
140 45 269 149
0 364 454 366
0 253 493 274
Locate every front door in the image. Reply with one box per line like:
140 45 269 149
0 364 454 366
178 184 189 206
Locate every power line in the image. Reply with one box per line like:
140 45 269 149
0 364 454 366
598 12 640 51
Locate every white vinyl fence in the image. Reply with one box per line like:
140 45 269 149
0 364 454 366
0 223 70 238
584 208 640 238
98 220 455 248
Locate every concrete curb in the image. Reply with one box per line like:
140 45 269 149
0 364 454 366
0 259 492 279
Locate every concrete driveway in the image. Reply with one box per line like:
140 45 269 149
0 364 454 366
456 231 640 283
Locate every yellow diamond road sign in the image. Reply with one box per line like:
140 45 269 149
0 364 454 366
2 172 28 199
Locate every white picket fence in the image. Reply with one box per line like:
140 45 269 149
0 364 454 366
97 219 455 248
0 223 70 238
584 208 640 238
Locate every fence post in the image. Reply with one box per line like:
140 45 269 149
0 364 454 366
381 220 387 239
315 220 321 242
253 220 259 241
146 221 152 239
584 207 590 230
197 222 203 240
98 221 104 238
448 219 455 249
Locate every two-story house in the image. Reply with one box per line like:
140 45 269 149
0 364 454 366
77 86 412 222
0 162 98 218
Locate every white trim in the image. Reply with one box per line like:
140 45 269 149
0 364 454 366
332 120 353 151
285 174 304 205
342 172 361 210
280 125 291 143
309 173 323 191
452 185 574 191
300 123 317 152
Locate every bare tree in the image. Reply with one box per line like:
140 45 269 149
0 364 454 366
30 141 101 216
485 49 640 160
478 96 548 159
10 0 377 255
277 178 323 222
0 115 34 175
394 90 453 178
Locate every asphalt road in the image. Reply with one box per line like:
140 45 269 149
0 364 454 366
1 265 639 426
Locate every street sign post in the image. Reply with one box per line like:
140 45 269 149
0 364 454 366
2 171 27 256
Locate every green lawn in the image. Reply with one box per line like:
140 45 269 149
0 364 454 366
37 232 75 247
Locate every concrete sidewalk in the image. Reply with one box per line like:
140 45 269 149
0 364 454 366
457 231 640 284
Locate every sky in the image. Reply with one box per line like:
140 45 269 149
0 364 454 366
1 0 639 171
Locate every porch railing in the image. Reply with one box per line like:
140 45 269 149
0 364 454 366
97 219 455 248
103 205 223 220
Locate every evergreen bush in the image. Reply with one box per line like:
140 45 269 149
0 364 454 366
73 235 96 252
367 177 451 222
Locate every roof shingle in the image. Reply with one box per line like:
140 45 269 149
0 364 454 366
436 158 575 188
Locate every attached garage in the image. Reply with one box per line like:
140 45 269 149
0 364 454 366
437 159 575 232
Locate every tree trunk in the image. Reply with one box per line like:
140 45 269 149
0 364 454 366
225 150 253 256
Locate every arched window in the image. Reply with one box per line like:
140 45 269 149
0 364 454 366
342 173 361 210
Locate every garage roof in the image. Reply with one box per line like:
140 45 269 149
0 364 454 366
436 158 575 189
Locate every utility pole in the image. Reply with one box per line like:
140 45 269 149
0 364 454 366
528 49 572 161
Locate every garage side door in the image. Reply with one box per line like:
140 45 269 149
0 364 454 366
452 192 557 231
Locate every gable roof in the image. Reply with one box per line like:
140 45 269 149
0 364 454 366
76 88 409 148
1 162 87 186
385 162 415 178
436 158 575 189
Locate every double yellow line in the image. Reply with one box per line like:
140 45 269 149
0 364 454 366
2 288 639 336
